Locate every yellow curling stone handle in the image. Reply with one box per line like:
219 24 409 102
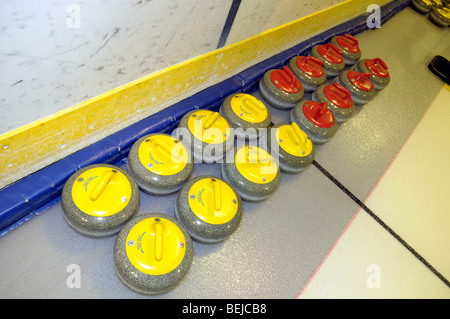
90 170 114 201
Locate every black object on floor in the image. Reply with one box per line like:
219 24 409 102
428 55 450 85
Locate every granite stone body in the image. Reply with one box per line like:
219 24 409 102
175 175 243 244
309 45 345 77
354 59 391 91
219 94 271 140
259 70 304 110
221 146 281 202
336 71 375 105
266 124 315 174
127 133 193 195
61 164 140 237
114 213 194 295
312 84 355 123
429 7 450 27
290 101 338 145
175 110 235 163
411 0 433 13
287 57 326 92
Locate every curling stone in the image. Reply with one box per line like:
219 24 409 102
127 133 193 195
219 93 271 140
221 145 281 202
336 70 375 105
312 82 354 123
287 56 326 92
330 33 361 66
259 66 304 110
309 43 345 77
175 175 243 244
267 122 315 174
114 213 193 295
429 7 450 27
354 58 390 90
176 109 234 163
290 100 337 144
411 0 434 13
61 164 140 237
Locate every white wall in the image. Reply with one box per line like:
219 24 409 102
226 0 346 45
0 0 343 135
